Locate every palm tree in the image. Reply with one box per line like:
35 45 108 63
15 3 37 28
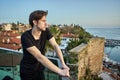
45 25 61 56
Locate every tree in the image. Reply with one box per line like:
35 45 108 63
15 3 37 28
45 25 61 52
80 68 103 80
0 24 2 31
63 25 93 51
11 22 18 30
66 39 81 51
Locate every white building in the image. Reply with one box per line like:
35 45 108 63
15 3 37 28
60 32 79 52
2 23 12 31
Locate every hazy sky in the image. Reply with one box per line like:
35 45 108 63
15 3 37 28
0 0 120 28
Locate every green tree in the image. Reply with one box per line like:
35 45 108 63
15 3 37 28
11 22 18 30
0 24 2 31
45 25 61 52
66 39 81 51
63 25 93 51
80 68 103 80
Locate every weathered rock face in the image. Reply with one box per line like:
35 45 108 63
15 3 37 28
78 38 104 79
87 38 104 74
70 38 105 80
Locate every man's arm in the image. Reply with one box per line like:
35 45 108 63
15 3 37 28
26 46 69 76
49 37 70 70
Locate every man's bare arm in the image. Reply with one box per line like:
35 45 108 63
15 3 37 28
49 37 70 70
26 46 69 76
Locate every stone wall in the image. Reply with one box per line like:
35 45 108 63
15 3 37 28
70 37 105 80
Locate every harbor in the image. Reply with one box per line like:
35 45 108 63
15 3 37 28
105 39 120 47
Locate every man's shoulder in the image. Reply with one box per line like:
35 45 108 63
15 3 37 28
21 29 32 37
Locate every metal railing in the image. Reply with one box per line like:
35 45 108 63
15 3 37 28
0 48 69 80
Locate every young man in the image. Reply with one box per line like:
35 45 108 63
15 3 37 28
20 10 70 80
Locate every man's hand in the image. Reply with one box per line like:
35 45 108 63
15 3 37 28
62 63 70 70
57 63 70 77
58 68 70 77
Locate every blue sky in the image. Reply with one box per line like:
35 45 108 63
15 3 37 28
0 0 120 28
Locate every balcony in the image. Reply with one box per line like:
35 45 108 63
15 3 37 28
0 48 69 80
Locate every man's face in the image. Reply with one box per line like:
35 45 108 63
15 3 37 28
34 16 47 31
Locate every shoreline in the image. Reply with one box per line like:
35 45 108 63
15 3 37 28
103 54 120 65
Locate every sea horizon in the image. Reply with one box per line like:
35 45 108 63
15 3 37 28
86 28 120 63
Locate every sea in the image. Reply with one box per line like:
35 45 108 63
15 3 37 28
85 27 120 63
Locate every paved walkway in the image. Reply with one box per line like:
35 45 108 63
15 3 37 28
99 72 115 80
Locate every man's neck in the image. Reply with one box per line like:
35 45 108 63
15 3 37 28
32 27 41 40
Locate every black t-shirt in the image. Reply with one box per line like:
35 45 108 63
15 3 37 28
20 28 53 73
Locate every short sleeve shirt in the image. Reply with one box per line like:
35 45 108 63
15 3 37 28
20 28 53 73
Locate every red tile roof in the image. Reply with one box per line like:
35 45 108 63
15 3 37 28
0 43 21 50
9 37 21 44
60 32 74 38
0 31 20 37
0 31 21 50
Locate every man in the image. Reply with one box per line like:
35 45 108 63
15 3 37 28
20 10 70 80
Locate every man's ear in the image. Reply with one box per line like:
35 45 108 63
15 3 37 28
33 20 37 26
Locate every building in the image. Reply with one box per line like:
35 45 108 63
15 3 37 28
0 31 21 50
0 48 22 80
0 48 68 80
1 23 12 31
60 32 79 53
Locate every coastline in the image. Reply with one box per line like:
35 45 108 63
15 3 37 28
103 54 120 65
